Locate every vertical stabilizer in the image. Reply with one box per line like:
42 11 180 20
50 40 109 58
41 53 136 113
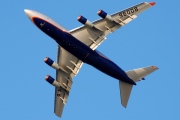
119 81 133 108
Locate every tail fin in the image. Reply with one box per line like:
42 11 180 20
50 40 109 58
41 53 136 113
119 81 133 108
119 66 158 108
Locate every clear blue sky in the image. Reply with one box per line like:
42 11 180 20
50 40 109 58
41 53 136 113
0 0 179 119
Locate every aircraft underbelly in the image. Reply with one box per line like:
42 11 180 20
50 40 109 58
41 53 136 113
33 17 135 84
85 54 135 84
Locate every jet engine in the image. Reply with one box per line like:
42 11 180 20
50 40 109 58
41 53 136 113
44 57 60 70
77 16 94 28
97 10 114 22
45 75 61 87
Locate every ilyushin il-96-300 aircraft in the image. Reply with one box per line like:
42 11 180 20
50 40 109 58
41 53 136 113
25 2 158 118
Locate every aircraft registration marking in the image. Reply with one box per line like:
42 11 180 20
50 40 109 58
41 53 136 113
119 7 138 18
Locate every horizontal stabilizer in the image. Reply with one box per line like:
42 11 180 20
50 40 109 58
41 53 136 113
126 66 158 82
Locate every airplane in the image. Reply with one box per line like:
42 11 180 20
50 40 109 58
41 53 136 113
24 2 158 118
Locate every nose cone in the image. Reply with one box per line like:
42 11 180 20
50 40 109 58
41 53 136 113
24 9 33 20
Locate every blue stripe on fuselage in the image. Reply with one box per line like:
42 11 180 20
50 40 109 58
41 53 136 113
32 17 136 85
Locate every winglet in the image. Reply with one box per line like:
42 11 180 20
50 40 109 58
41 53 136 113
149 2 156 6
151 66 158 69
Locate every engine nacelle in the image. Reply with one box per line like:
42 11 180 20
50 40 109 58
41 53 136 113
77 15 94 28
44 57 60 70
98 10 114 22
45 75 61 87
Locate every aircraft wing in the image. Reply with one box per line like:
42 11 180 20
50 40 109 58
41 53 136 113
70 2 154 50
54 46 83 117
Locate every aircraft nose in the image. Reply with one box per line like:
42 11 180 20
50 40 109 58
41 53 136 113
24 9 33 20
